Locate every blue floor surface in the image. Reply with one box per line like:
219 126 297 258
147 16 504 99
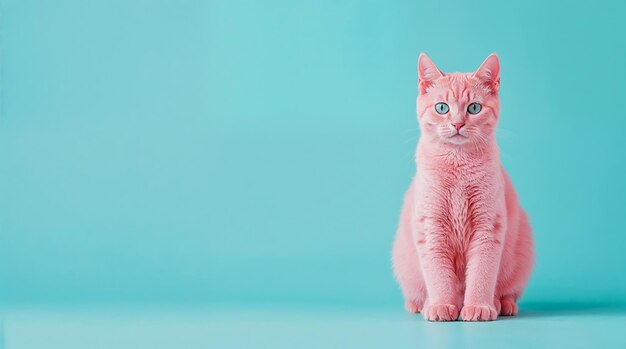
2 303 625 349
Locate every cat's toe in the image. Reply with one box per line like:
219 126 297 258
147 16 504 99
499 297 518 316
494 297 502 314
423 304 459 321
460 304 498 321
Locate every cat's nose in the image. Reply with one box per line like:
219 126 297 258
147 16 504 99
452 122 465 131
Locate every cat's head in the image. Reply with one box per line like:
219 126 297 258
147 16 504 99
416 53 500 148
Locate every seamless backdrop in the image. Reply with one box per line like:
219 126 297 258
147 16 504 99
1 0 625 309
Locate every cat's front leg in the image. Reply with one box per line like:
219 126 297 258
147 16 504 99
461 226 504 321
417 222 460 321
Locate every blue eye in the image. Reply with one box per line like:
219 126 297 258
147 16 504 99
434 103 449 115
467 103 482 114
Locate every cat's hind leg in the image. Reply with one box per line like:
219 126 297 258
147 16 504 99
495 210 533 317
392 218 427 313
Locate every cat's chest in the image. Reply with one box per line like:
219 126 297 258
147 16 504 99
418 167 494 230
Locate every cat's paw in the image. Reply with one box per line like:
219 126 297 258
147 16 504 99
460 304 497 321
422 304 459 321
499 297 518 316
405 300 422 313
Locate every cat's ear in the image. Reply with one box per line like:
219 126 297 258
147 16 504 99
475 53 500 93
418 53 443 93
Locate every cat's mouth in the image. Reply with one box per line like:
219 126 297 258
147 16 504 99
447 133 468 144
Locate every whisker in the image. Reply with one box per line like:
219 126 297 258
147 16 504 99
496 127 514 140
402 133 419 144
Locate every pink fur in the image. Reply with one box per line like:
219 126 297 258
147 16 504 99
392 53 534 321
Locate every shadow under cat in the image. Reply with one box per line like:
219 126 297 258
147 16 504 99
513 301 626 319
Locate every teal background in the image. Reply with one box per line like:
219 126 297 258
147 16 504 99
1 0 626 347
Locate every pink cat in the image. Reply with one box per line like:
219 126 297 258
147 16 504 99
392 53 534 321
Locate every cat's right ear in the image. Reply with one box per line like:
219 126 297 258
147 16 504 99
418 53 443 94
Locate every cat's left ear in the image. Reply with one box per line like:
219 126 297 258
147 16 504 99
474 53 500 93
